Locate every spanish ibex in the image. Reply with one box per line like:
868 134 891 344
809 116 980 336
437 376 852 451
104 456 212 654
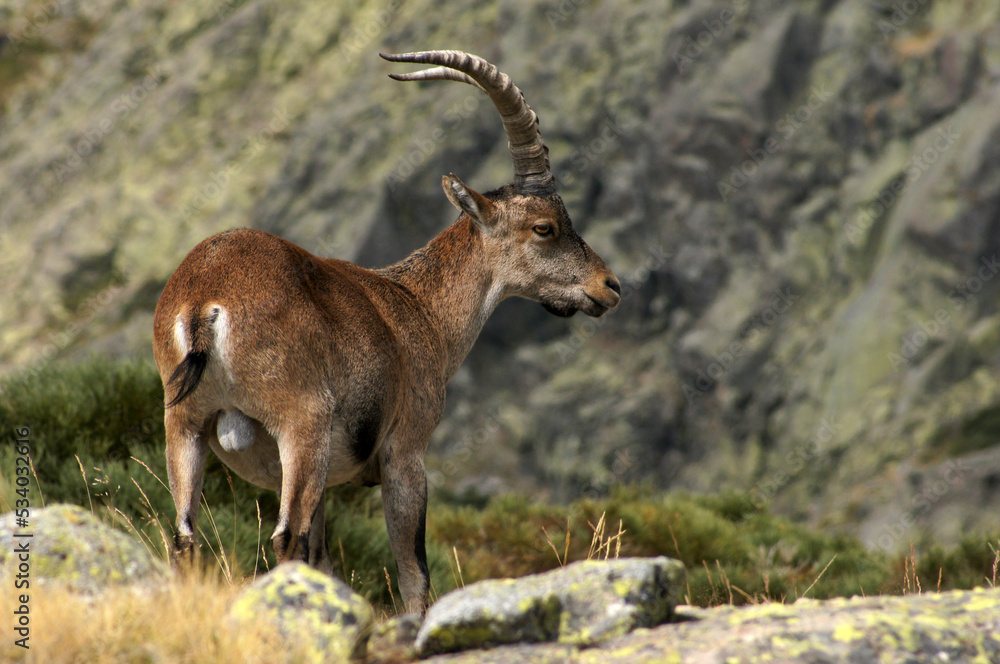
152 50 621 615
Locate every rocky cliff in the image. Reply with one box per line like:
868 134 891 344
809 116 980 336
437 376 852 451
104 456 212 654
2 0 999 547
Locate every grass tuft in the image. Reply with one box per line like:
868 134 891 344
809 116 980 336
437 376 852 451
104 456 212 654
0 568 297 664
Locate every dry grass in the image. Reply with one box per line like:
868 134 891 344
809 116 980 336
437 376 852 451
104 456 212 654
990 543 1000 588
0 568 304 664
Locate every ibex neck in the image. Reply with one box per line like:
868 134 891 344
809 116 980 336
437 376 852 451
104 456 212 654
379 217 502 378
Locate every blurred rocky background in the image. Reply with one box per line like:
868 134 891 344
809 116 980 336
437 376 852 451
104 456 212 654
2 0 999 552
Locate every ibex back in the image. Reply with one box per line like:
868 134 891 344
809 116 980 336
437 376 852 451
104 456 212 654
152 50 621 615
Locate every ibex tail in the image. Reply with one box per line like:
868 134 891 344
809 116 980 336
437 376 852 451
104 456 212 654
165 306 219 407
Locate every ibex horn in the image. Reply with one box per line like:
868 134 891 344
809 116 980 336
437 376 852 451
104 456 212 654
381 50 556 197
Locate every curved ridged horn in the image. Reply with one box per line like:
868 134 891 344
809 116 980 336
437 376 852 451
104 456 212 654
380 50 555 197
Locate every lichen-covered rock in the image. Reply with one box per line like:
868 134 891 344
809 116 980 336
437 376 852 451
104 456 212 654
229 561 373 662
0 504 166 595
368 613 422 663
416 557 685 656
421 587 1000 664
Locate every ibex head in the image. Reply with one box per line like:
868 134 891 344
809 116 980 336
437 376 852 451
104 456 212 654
383 50 621 318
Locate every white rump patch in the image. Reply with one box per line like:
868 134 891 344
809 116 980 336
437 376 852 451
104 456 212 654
217 409 256 452
208 304 235 381
173 316 188 354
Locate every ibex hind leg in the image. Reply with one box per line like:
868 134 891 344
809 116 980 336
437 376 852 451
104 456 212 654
165 411 209 569
271 427 332 566
307 492 333 574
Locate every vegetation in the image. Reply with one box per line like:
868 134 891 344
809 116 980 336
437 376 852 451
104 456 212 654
1 358 997 620
0 569 299 664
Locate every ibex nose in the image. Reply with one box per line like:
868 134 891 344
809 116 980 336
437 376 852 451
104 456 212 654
606 277 621 296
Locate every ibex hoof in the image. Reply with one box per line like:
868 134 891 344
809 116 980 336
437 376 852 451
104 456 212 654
171 534 198 569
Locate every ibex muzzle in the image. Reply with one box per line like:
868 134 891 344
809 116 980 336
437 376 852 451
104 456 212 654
152 50 620 615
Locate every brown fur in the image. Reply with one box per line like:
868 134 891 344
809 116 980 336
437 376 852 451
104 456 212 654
154 178 619 614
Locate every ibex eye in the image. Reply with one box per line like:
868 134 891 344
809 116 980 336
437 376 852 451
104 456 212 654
533 224 553 236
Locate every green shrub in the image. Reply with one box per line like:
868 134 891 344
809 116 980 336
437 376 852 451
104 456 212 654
426 486 899 606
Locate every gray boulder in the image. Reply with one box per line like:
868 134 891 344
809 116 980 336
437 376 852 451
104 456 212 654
368 612 422 663
0 504 166 595
416 556 685 656
229 561 373 662
419 588 1000 664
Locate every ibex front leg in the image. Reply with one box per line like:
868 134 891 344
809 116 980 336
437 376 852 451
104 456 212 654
381 445 430 615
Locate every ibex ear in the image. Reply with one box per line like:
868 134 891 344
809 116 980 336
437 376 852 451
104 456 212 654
442 174 496 230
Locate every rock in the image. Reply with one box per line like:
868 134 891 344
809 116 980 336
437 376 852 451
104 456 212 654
416 557 685 656
0 504 166 595
229 561 373 662
368 613 421 663
420 587 1000 664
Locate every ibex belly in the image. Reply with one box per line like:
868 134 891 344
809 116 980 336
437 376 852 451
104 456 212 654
206 409 368 491
207 413 283 491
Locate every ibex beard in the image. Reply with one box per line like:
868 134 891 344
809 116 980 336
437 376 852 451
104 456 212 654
152 50 621 616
